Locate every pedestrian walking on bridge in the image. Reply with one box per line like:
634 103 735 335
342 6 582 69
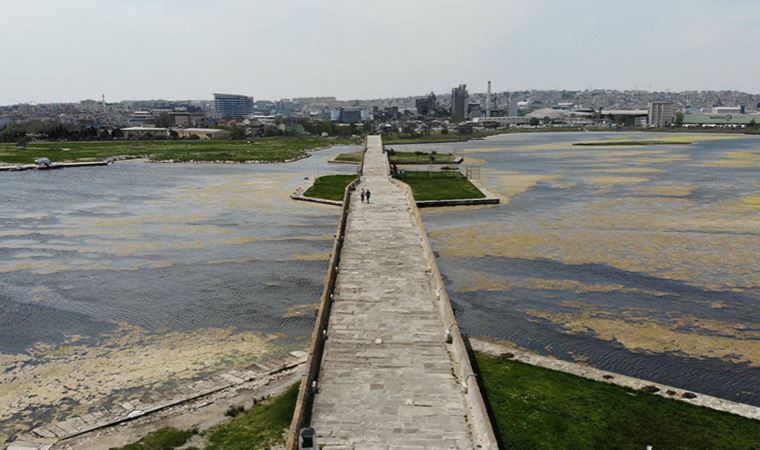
365 189 371 203
360 188 366 203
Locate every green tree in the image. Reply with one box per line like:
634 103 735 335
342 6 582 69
675 112 684 126
529 117 541 127
156 112 172 128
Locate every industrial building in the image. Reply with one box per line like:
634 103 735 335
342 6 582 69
648 101 676 127
415 92 437 116
599 109 649 127
451 84 468 122
682 113 760 127
213 93 254 118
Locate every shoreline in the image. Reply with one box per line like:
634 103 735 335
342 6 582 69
7 338 757 449
0 142 355 170
470 337 760 421
6 352 308 450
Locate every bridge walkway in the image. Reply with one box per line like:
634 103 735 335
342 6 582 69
310 136 476 449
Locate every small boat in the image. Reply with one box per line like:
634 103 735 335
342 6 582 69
34 158 63 170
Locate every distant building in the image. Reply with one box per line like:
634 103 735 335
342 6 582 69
473 116 530 127
467 102 483 119
339 107 362 124
599 109 649 128
127 111 154 127
451 84 468 122
122 127 169 139
249 115 277 127
507 95 519 117
648 101 676 127
176 128 231 140
415 92 437 116
682 113 760 127
214 93 254 118
170 112 206 128
712 106 745 114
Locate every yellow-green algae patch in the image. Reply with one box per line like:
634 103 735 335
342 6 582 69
632 184 697 197
585 176 650 186
0 325 278 427
455 271 671 298
526 309 760 367
481 171 561 204
701 150 760 168
431 222 760 290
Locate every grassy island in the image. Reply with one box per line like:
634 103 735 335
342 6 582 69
302 174 358 201
333 150 458 165
477 353 760 449
394 171 485 201
0 137 354 165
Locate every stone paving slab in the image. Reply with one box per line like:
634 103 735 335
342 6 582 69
310 136 475 449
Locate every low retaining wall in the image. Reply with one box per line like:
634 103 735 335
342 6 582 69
416 197 500 208
391 178 499 449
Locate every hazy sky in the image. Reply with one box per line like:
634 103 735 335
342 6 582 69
1 0 758 105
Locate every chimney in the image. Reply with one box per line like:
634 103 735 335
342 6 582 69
486 81 492 118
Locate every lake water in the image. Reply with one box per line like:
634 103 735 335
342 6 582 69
1 133 758 442
406 132 760 406
0 145 358 442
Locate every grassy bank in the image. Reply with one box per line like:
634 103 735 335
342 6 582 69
302 174 358 201
477 353 760 449
110 383 299 450
204 383 298 450
109 428 196 450
0 136 355 165
333 150 458 165
394 171 485 201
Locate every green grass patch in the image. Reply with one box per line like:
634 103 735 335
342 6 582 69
109 427 195 450
204 383 299 450
0 137 354 165
302 174 358 202
333 150 457 165
477 353 760 449
573 140 693 146
394 171 485 201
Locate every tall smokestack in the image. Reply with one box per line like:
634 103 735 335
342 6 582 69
486 81 492 118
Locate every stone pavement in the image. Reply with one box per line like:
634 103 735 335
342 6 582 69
310 136 475 449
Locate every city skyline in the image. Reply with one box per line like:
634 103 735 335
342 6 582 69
1 0 759 105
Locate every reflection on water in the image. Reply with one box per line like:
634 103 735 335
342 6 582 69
413 132 760 405
0 145 359 442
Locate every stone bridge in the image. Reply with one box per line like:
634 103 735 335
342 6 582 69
287 135 497 449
